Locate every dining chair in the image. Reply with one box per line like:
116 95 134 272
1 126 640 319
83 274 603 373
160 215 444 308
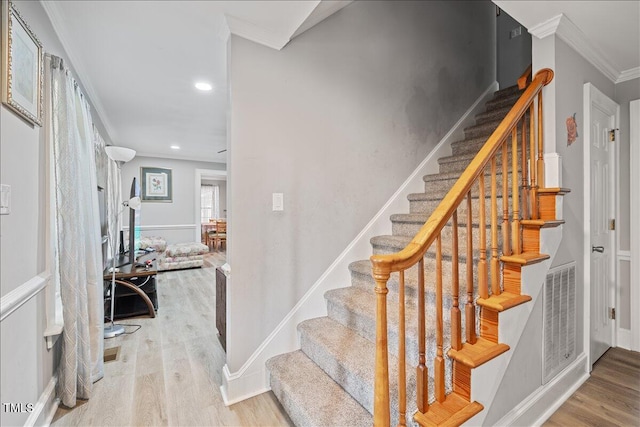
210 220 227 251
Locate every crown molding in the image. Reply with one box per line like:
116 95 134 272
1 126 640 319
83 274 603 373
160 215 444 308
292 0 352 39
528 14 563 39
225 14 292 50
529 13 620 84
40 0 118 142
617 67 640 84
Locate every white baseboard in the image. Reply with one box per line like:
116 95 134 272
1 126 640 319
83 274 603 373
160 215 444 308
220 81 500 404
617 329 631 350
494 353 589 427
26 374 59 427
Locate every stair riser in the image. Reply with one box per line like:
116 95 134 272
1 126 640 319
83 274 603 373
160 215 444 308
391 219 505 248
474 105 519 125
463 121 502 140
298 327 420 423
381 232 505 266
485 93 524 111
451 128 528 157
350 267 473 304
439 148 523 175
409 195 513 219
325 295 456 399
424 172 516 196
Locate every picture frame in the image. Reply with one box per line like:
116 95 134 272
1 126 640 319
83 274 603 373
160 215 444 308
1 0 44 126
141 167 173 202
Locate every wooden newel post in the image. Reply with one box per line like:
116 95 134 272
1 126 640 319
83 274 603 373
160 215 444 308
372 262 391 427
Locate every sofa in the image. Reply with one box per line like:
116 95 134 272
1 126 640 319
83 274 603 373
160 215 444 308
139 236 209 271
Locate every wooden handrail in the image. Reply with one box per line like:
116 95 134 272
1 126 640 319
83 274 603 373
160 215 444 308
371 68 553 426
370 69 553 277
517 64 532 90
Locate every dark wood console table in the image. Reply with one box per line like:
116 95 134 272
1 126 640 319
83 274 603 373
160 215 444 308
103 252 158 319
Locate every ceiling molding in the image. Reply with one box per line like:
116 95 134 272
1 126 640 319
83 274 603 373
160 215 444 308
527 13 562 39
292 0 352 39
225 14 292 50
134 150 225 164
529 13 620 83
617 67 640 84
40 0 118 142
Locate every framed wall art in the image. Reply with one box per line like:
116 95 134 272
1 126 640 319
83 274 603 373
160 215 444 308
141 167 173 202
1 0 44 126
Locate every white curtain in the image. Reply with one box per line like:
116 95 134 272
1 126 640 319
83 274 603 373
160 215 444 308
201 184 220 222
48 55 104 407
106 151 122 263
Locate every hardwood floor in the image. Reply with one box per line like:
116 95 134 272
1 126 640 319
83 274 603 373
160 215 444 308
53 251 292 427
51 251 640 426
544 347 640 427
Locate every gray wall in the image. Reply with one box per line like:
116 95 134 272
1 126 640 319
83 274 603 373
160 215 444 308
497 9 532 88
0 1 110 424
120 156 224 244
226 0 496 371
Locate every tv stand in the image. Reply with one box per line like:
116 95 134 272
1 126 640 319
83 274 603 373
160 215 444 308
104 252 158 319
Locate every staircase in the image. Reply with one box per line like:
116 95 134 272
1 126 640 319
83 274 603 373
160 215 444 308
267 71 565 426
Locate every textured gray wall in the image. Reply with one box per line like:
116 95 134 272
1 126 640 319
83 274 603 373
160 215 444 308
226 0 496 372
497 9 532 88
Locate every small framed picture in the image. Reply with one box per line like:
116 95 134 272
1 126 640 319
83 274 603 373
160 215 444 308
1 0 44 126
141 167 173 202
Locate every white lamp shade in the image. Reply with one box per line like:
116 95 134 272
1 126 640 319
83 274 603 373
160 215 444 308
127 197 142 210
105 146 136 163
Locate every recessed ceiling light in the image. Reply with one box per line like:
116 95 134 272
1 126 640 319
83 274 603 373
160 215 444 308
170 145 180 150
194 82 213 91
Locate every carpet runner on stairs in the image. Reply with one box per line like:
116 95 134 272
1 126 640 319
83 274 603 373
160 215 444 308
267 84 524 426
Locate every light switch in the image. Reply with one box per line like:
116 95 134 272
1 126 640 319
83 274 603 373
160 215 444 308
0 184 10 215
272 193 284 211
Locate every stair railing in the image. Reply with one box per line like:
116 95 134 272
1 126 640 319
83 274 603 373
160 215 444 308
370 68 554 426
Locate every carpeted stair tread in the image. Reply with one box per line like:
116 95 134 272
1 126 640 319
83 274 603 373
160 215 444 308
492 84 522 98
371 233 498 260
462 119 504 139
348 259 479 306
424 168 509 183
298 317 424 421
324 286 449 369
266 350 372 427
474 104 519 124
484 90 525 111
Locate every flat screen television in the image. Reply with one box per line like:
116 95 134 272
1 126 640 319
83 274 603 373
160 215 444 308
128 177 142 266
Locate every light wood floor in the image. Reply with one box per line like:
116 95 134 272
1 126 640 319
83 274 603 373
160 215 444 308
53 251 293 427
52 252 639 426
544 347 640 426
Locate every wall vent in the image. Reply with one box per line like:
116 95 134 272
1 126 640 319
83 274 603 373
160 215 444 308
542 262 577 384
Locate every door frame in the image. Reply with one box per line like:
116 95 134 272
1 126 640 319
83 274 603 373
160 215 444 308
194 168 227 242
630 99 640 352
583 82 620 369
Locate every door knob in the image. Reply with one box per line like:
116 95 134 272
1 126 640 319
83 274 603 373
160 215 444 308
592 246 605 253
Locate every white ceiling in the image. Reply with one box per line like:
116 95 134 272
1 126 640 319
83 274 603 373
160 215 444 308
42 1 638 164
495 1 640 81
41 0 350 164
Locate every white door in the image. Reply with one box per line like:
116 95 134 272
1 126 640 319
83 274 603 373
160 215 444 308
585 83 619 367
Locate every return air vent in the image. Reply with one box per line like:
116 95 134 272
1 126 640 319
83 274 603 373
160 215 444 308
542 262 576 384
